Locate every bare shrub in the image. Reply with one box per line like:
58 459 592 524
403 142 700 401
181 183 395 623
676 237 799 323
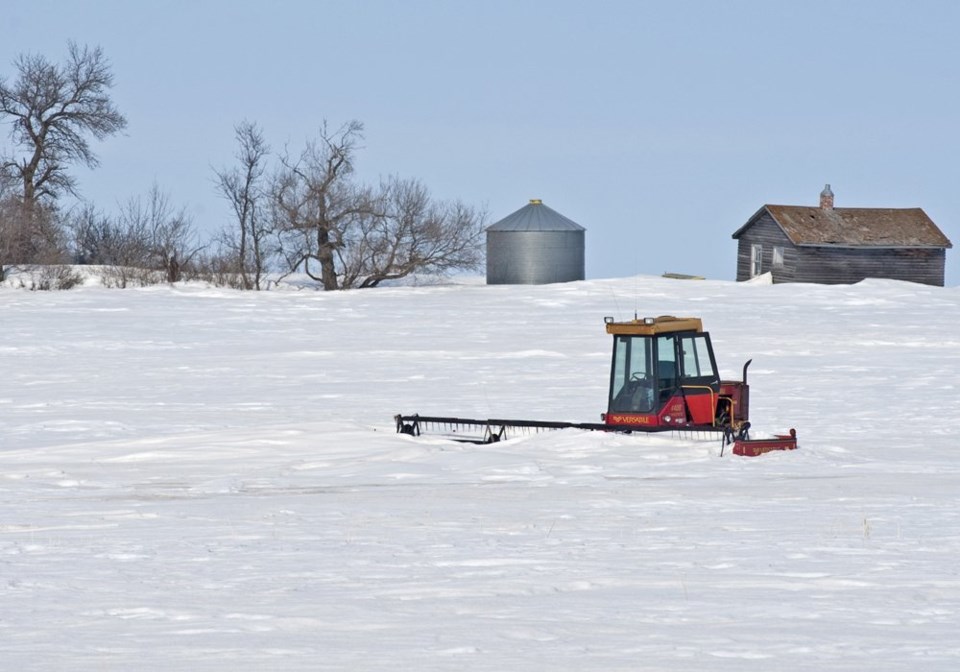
213 120 273 290
69 186 202 287
22 264 84 290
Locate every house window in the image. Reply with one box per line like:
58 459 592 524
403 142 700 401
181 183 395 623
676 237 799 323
772 246 784 268
751 244 763 277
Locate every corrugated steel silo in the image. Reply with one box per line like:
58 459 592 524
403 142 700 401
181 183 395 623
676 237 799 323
486 199 585 284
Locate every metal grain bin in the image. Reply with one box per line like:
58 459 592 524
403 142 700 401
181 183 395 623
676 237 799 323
486 199 585 284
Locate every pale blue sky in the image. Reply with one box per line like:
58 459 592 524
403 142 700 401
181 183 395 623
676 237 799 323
4 1 958 284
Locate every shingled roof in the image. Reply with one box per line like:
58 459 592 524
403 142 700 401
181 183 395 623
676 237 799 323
734 204 953 248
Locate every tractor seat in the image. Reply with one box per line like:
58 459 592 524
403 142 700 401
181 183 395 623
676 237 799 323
658 361 677 397
658 360 676 386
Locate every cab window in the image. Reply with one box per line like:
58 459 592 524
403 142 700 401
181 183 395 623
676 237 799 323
680 334 717 380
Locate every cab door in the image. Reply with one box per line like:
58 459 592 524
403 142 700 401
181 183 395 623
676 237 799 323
607 335 655 416
677 333 721 424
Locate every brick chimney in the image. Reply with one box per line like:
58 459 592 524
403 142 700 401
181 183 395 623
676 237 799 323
820 183 834 209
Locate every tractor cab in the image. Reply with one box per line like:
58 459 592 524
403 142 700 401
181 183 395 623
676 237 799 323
603 316 747 431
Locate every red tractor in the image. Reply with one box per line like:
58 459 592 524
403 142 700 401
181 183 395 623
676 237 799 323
603 315 745 429
397 315 796 456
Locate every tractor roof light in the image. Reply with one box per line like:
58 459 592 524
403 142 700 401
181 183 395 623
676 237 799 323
603 316 615 324
643 317 656 325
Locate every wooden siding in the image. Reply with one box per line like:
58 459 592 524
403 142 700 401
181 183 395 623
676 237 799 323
736 209 948 286
793 246 946 286
735 213 796 282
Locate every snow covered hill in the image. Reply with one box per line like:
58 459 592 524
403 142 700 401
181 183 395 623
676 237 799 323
1 275 958 670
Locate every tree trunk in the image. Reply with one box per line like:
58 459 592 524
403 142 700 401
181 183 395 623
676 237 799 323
316 226 338 290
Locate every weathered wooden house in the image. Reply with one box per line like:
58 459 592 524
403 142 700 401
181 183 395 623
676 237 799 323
732 185 952 286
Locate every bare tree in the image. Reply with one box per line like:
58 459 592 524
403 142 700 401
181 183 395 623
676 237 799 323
0 41 126 205
213 120 271 289
273 120 369 290
270 119 486 290
0 42 125 280
340 176 486 288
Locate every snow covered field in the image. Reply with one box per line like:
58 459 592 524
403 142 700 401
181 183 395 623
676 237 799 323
2 274 959 670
